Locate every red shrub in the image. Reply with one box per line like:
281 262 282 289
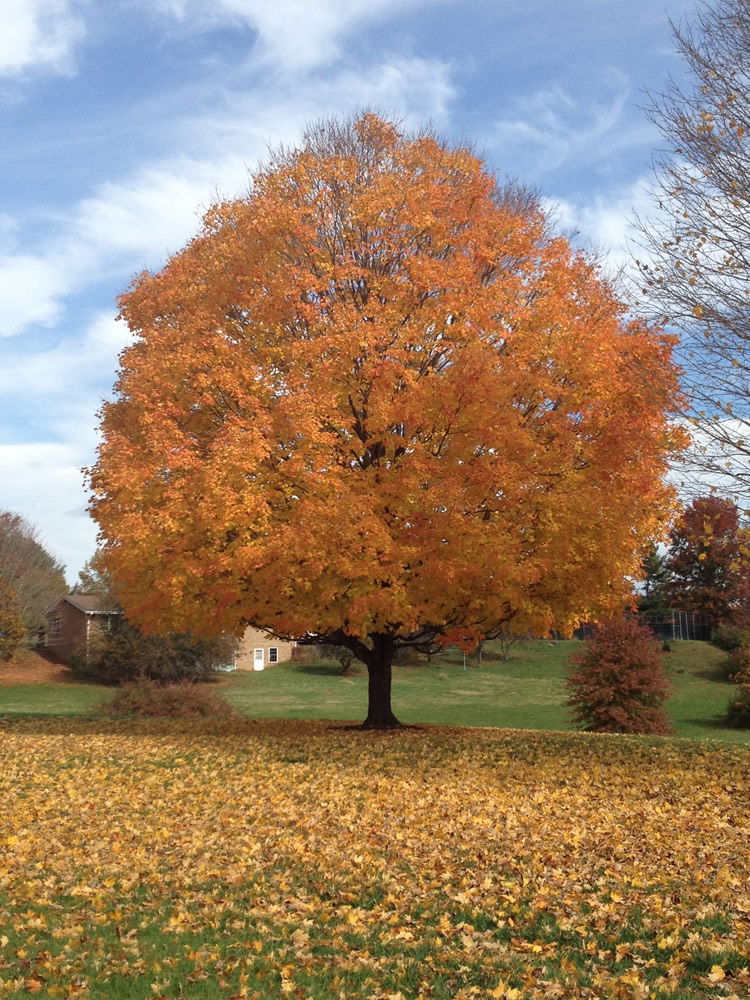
97 680 237 719
567 618 673 735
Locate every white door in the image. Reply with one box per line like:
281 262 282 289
253 648 265 671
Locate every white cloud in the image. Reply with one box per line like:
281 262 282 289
0 0 85 77
0 441 96 580
73 155 251 261
543 174 655 274
0 311 130 396
329 57 456 127
0 214 18 251
207 55 456 153
667 418 750 512
0 311 135 581
0 254 68 337
153 0 455 73
0 54 456 340
0 157 252 339
492 71 632 174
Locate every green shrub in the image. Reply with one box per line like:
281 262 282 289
712 625 750 651
97 680 237 718
726 684 750 728
567 618 673 735
72 622 236 685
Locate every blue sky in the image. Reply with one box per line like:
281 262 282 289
1 0 696 582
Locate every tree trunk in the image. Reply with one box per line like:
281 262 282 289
362 634 401 728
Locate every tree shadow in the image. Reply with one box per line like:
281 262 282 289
679 716 734 732
692 666 730 682
293 663 348 677
0 715 264 737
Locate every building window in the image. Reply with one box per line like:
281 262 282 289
269 647 278 663
50 615 61 636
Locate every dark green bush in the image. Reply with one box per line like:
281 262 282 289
726 684 750 728
96 679 237 718
72 621 236 685
712 625 750 651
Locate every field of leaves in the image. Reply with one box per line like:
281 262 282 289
1 718 749 999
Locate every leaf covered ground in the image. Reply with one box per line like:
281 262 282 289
1 718 749 999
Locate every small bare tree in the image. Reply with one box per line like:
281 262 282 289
634 0 750 499
496 630 531 663
317 644 355 675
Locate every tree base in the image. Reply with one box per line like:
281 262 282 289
359 713 403 730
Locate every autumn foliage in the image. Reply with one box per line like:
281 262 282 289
0 580 24 661
1 719 749 998
666 495 750 627
89 113 686 726
567 618 673 734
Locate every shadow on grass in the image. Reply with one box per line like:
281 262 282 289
693 666 731 682
0 715 264 736
292 663 352 677
680 715 735 731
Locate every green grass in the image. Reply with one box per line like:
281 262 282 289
0 680 105 716
222 640 573 731
1 639 746 742
219 637 747 742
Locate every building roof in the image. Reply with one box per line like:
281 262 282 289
48 594 121 616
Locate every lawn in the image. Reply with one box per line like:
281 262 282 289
0 717 748 999
222 641 573 732
0 682 104 717
1 639 747 743
220 639 748 743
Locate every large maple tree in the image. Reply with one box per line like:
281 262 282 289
89 114 686 726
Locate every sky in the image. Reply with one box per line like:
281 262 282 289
1 0 698 584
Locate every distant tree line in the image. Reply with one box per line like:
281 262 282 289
0 510 67 659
